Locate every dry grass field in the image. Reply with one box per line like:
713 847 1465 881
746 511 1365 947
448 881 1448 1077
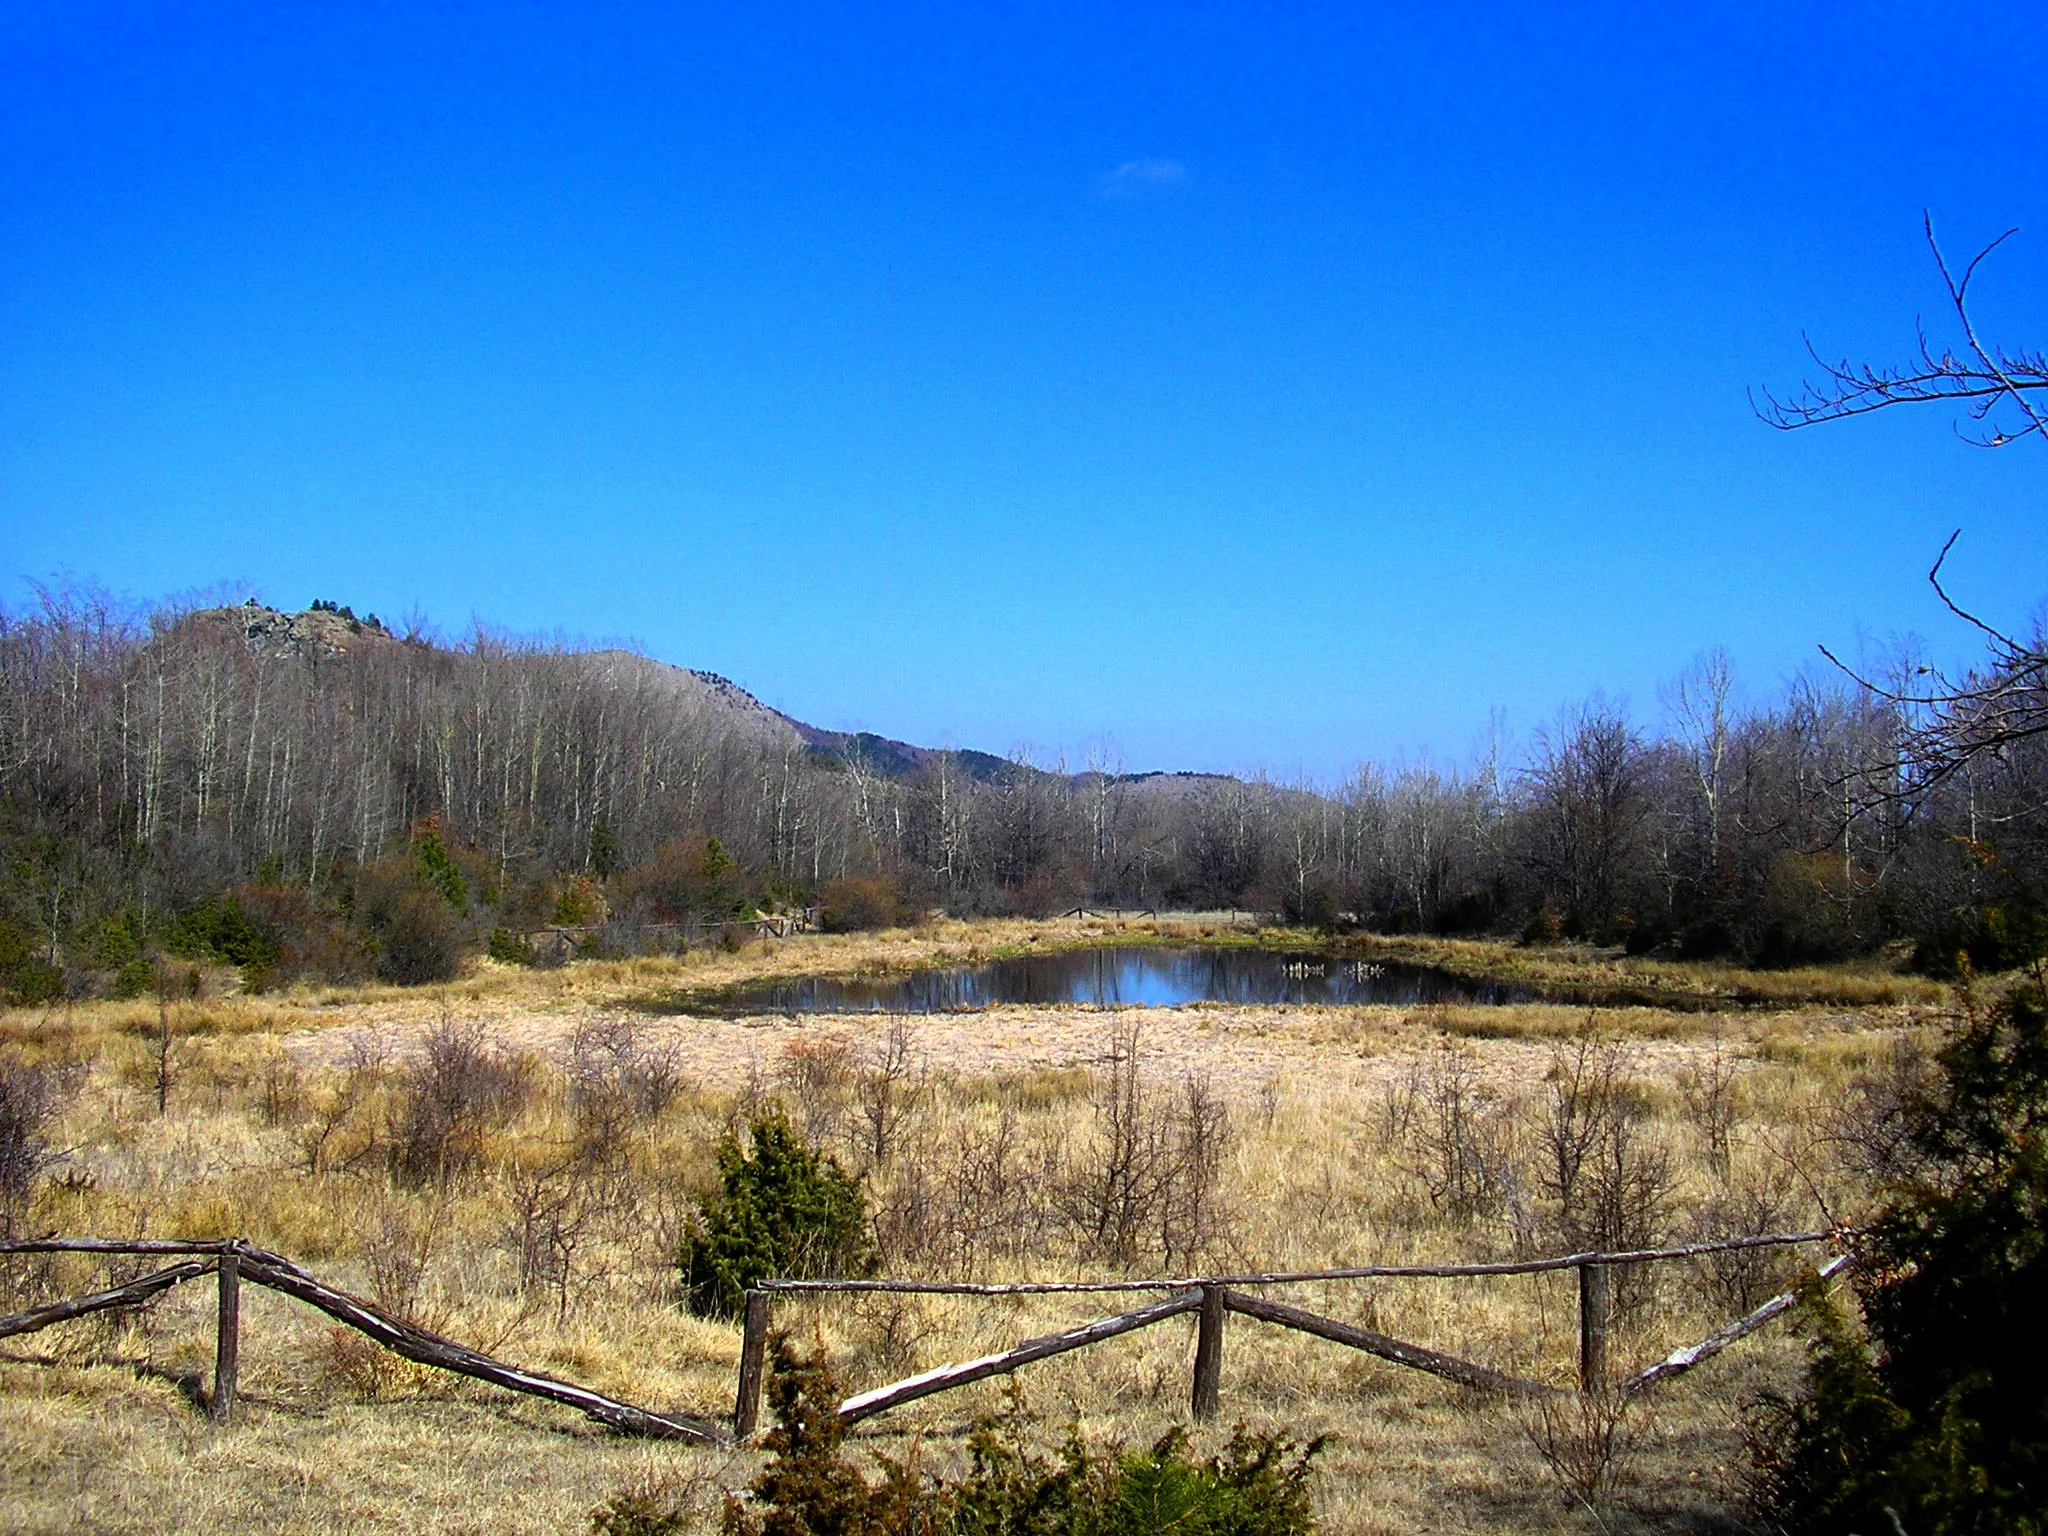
0 918 1952 1535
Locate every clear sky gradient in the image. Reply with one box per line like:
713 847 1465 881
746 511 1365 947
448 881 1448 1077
4 2 2044 780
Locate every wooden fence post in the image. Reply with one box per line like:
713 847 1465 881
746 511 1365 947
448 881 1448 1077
211 1243 240 1424
1577 1262 1609 1394
734 1290 770 1437
1191 1285 1226 1420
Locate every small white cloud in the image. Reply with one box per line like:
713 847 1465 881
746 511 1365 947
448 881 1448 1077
1101 158 1187 196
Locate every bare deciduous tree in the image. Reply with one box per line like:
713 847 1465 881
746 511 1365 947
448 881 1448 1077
1524 704 1648 939
1058 1024 1234 1268
1535 1018 1675 1318
388 1016 530 1187
776 1037 855 1148
853 1017 929 1169
1761 217 2048 796
1394 1037 1515 1223
1676 1039 1742 1180
1756 216 2046 450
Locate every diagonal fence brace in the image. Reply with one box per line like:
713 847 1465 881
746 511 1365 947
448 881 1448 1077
837 1290 1203 1426
236 1248 727 1444
1221 1289 1560 1396
0 1261 214 1343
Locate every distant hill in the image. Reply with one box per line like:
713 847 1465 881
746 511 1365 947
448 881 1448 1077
189 607 1245 795
581 651 1023 784
579 650 809 753
572 651 1217 793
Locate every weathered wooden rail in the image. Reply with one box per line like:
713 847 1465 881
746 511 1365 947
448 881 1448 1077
0 1237 726 1443
0 1231 1850 1447
522 907 819 956
732 1229 1849 1436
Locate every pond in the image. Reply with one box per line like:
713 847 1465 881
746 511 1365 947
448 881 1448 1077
722 945 1538 1012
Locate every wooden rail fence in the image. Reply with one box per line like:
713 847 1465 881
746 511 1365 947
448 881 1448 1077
733 1229 1850 1437
522 907 819 958
1 1230 1849 1447
0 1238 726 1443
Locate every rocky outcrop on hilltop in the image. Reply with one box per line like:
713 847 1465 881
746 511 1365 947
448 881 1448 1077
195 601 397 660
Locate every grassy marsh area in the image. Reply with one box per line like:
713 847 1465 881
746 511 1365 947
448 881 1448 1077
0 920 1952 1534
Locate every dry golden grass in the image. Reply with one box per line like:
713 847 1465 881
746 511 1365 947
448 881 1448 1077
1345 933 1947 1010
0 922 1945 1534
1 913 1941 1047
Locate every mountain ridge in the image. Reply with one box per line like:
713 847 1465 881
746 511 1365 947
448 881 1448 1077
190 603 1239 795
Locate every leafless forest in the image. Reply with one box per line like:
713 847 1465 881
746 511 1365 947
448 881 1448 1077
2 584 2042 1000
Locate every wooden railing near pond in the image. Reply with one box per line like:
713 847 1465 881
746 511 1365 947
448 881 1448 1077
0 1237 727 1443
1 1230 1849 1447
738 1230 1851 1437
519 907 820 959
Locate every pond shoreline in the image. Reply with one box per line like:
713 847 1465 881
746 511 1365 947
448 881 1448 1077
680 927 1928 1017
711 944 1544 1015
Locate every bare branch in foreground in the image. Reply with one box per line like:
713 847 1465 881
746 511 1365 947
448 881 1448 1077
1756 215 2048 448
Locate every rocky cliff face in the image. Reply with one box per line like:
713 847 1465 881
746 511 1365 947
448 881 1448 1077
195 601 395 660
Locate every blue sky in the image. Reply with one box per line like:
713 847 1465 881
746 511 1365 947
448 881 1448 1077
3 2 2044 779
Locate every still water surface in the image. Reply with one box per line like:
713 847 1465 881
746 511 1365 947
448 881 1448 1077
726 946 1536 1012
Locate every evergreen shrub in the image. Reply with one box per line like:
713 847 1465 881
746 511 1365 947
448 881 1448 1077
168 894 277 972
110 957 154 999
1748 979 2048 1534
681 1110 873 1319
487 927 539 966
0 918 61 1006
713 1336 1327 1536
555 875 608 927
411 823 469 910
1913 903 2048 978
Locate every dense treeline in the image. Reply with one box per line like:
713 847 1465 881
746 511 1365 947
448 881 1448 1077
1 587 2041 998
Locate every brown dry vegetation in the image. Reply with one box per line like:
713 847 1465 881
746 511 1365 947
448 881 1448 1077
0 919 1949 1535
